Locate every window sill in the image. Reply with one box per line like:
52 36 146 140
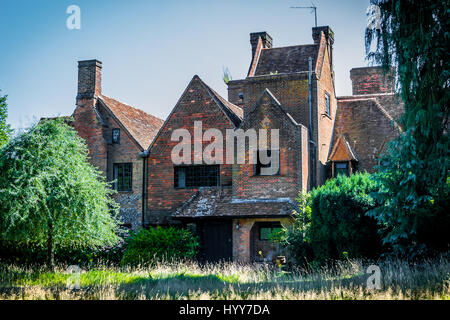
174 186 222 190
252 174 283 178
321 113 332 120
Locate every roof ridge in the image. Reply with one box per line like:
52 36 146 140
196 77 243 127
98 95 164 150
244 88 301 128
262 43 317 50
99 95 163 121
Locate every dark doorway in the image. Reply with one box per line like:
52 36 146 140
200 220 232 263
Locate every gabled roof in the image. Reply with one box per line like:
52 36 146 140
243 88 301 129
197 77 243 127
98 95 164 150
252 44 319 77
328 136 358 162
173 188 296 219
147 75 243 153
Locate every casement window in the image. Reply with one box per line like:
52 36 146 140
174 165 220 189
113 163 132 191
254 150 280 176
259 223 283 241
325 92 331 116
112 128 120 144
334 162 349 177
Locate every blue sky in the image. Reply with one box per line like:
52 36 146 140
0 0 372 129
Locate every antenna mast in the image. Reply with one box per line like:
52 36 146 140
290 3 318 27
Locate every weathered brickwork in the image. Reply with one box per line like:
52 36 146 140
350 66 395 95
315 43 337 185
98 105 144 230
232 218 292 262
73 60 162 230
233 90 309 200
333 97 401 173
145 76 239 225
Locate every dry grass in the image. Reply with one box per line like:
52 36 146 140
0 255 448 300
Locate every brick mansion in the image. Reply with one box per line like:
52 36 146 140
69 26 403 262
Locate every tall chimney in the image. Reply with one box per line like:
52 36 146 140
312 26 334 45
350 66 395 95
77 59 102 101
250 32 273 58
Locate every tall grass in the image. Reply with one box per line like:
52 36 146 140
0 254 448 300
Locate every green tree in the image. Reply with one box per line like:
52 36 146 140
365 0 449 255
0 119 120 269
278 174 382 265
0 91 12 148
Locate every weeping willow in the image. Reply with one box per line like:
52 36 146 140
365 0 449 256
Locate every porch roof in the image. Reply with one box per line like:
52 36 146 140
173 188 297 219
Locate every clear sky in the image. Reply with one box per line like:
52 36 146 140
0 0 372 130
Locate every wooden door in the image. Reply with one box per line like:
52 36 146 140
201 220 232 262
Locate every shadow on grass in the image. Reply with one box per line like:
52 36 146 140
0 272 369 299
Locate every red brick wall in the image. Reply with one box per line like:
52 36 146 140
333 97 401 173
315 44 337 185
146 76 237 225
73 98 108 175
73 100 144 229
98 104 144 229
350 67 395 95
233 92 309 200
229 74 310 127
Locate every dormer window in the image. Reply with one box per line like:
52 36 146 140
325 92 331 116
112 128 120 144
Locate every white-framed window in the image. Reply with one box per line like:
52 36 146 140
325 92 331 116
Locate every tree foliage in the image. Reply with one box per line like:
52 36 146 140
121 226 199 266
0 91 12 148
0 119 120 268
279 174 382 265
365 0 450 255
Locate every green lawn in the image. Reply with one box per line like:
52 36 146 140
0 256 448 300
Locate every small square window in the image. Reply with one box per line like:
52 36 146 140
260 224 283 241
114 163 132 191
112 128 120 144
325 92 331 116
334 162 349 177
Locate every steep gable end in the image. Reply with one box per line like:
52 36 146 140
98 95 164 150
242 88 301 130
147 75 243 153
328 136 358 162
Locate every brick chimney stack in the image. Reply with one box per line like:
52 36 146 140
312 26 334 46
350 66 395 95
77 59 102 101
250 32 273 59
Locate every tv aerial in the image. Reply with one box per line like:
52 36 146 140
290 2 318 27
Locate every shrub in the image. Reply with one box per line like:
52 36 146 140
279 173 382 265
121 227 199 266
0 229 129 267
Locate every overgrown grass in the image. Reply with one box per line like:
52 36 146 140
0 254 448 300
